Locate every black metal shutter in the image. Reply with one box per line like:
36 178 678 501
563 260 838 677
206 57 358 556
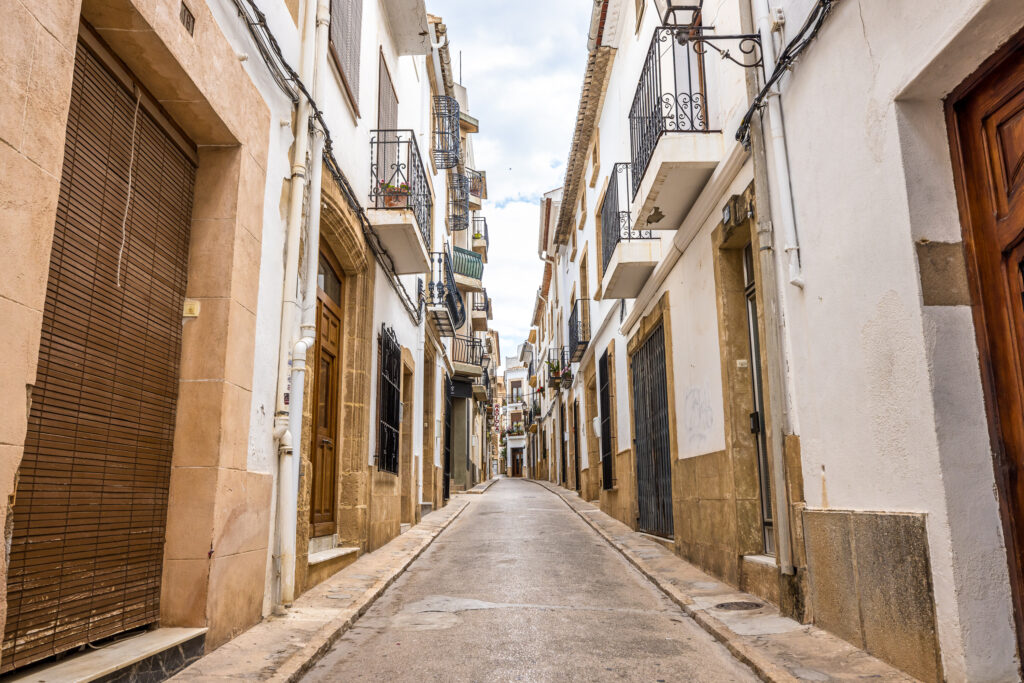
599 350 614 489
631 324 674 538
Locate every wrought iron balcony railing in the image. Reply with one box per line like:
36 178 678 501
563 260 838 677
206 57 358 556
472 216 489 249
601 163 655 273
452 245 484 281
467 168 487 198
453 335 483 366
569 299 591 363
546 347 572 387
629 25 713 198
369 130 433 246
473 288 489 313
448 173 470 231
432 96 461 169
427 251 466 333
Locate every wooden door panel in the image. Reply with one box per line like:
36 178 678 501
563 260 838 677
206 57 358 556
950 37 1024 661
311 267 343 537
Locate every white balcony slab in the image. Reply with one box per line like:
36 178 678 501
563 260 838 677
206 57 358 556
381 0 430 55
472 237 488 262
631 132 724 230
454 272 483 293
601 238 663 299
453 361 483 377
367 208 429 275
471 308 488 331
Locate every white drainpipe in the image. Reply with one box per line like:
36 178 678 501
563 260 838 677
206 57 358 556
274 0 329 607
755 0 803 289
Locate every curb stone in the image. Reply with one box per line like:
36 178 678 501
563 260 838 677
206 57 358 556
528 479 916 683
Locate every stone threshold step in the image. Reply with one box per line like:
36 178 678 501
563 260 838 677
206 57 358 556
7 627 207 683
307 546 359 566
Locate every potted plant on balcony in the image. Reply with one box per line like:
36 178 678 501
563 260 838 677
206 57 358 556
473 231 484 240
379 181 409 208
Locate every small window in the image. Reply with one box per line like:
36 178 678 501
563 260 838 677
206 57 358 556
318 253 342 304
376 324 401 474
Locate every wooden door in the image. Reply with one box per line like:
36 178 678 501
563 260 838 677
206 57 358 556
311 252 343 537
949 35 1024 659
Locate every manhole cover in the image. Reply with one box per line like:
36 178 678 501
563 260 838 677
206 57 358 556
714 601 763 611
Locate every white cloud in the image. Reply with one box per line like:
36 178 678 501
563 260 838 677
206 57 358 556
429 0 590 368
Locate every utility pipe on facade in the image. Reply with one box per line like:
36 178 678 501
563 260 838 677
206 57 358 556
744 0 795 574
273 0 329 607
754 0 803 289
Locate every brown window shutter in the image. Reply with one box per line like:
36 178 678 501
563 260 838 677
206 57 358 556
330 0 363 110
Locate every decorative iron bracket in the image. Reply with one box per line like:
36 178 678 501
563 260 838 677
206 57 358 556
674 29 764 71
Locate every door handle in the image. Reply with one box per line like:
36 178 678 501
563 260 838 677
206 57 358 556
320 437 334 446
749 411 761 435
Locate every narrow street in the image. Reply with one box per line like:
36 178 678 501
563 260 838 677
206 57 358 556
303 479 757 682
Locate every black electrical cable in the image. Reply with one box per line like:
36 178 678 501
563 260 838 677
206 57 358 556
736 0 836 146
231 0 424 323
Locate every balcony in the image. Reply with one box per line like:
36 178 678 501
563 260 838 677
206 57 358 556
448 173 470 232
467 168 487 209
452 335 484 377
426 251 465 337
471 289 490 332
381 0 430 54
472 365 490 401
368 130 433 275
432 96 460 169
472 216 489 262
569 299 591 363
546 347 571 388
628 25 724 230
601 163 661 299
452 245 484 292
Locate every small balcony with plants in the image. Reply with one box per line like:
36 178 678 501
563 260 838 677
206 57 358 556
426 251 465 338
368 130 434 275
451 245 484 292
467 168 487 209
472 216 489 262
546 347 571 389
471 289 491 332
452 334 484 377
628 20 725 230
601 163 661 298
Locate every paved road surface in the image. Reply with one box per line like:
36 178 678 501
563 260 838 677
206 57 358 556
303 478 757 682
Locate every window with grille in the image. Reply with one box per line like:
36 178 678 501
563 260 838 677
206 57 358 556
377 324 401 474
329 0 363 110
599 349 615 489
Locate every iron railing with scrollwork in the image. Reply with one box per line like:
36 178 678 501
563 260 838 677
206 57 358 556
428 251 465 331
432 96 460 169
601 163 655 273
569 299 591 363
370 130 433 247
452 245 484 281
629 26 713 197
452 335 483 366
448 173 470 231
467 168 486 199
472 216 489 249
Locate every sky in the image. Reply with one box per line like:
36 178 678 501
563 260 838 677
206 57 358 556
427 0 591 372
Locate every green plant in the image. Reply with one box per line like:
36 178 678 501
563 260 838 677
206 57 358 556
473 232 484 239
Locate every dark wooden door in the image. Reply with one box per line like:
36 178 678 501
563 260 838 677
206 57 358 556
4 30 195 671
573 400 582 491
311 252 343 537
632 324 674 538
949 37 1024 659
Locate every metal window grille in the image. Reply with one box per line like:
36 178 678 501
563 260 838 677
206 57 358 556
598 350 615 489
376 324 401 474
180 1 195 34
432 95 460 168
744 243 775 554
601 163 654 274
448 173 470 231
569 299 591 362
629 24 712 197
369 130 432 247
631 323 674 538
329 0 362 107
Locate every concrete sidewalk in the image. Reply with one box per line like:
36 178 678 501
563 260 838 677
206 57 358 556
171 498 470 682
532 480 917 683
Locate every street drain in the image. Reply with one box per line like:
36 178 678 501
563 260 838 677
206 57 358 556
714 601 763 611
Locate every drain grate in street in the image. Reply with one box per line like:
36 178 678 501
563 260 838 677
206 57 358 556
714 601 763 611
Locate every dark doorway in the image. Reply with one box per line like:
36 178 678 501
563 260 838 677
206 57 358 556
631 324 674 538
